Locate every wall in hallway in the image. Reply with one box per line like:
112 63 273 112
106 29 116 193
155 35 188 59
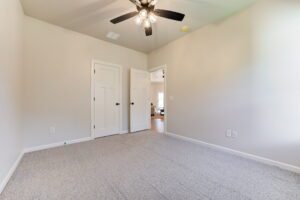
151 82 164 111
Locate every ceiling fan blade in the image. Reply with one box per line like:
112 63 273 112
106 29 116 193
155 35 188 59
145 26 152 36
129 0 137 4
153 9 185 21
110 11 138 24
129 0 142 7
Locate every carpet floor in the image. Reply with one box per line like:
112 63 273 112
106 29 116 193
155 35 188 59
1 131 299 200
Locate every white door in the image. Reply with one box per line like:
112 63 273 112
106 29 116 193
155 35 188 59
130 68 151 132
93 63 121 138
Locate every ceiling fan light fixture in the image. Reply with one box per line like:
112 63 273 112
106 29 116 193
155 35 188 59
135 16 142 25
143 19 151 28
110 0 185 36
149 13 156 23
149 0 158 6
139 9 148 19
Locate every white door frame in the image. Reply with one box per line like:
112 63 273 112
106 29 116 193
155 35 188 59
91 59 123 138
149 65 167 133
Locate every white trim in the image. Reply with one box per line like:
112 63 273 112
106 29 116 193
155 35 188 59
91 60 95 138
23 137 93 153
91 60 123 138
120 130 129 134
0 152 24 194
149 65 167 132
1 137 93 194
165 132 300 174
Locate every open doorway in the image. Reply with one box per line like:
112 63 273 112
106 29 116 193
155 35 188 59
150 67 166 133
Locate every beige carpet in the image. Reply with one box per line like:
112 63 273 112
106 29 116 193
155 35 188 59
1 131 300 200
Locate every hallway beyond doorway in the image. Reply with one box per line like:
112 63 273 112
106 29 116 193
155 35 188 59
150 67 165 133
151 115 164 133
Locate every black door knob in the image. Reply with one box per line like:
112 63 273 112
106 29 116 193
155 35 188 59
131 102 134 105
115 103 120 106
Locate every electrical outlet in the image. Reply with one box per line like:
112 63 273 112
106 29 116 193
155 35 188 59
232 131 238 138
49 126 56 134
226 129 232 138
226 129 238 139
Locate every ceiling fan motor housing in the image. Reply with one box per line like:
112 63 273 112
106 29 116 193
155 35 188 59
110 0 185 36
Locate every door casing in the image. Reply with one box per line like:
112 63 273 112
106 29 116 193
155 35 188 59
149 65 167 133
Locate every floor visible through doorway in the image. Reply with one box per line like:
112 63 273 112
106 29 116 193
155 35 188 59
151 115 164 133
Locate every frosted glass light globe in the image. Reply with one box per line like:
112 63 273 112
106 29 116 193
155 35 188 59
135 16 142 25
143 19 151 28
149 13 156 23
139 9 148 19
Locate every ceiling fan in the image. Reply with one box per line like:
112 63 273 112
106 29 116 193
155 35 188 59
110 0 185 36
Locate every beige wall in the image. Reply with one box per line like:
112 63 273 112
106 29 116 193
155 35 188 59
148 0 300 167
23 17 147 148
0 0 24 189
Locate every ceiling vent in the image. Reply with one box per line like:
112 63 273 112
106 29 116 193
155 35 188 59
106 32 120 40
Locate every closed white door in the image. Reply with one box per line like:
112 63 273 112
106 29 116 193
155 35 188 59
93 63 121 138
130 68 151 132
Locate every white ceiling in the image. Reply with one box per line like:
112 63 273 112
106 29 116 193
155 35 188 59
20 0 255 53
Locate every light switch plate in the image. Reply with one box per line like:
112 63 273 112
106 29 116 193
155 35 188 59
49 126 56 134
226 129 232 137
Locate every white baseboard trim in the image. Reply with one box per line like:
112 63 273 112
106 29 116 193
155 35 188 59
120 130 129 134
165 132 300 174
1 136 93 194
0 152 24 194
23 137 93 153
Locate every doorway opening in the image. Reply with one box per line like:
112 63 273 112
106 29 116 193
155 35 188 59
150 67 166 133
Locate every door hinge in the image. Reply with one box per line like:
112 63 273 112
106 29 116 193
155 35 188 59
94 69 96 74
94 125 96 129
93 97 95 101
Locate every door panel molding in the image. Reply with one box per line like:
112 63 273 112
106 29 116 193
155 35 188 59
130 68 151 132
91 60 123 138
